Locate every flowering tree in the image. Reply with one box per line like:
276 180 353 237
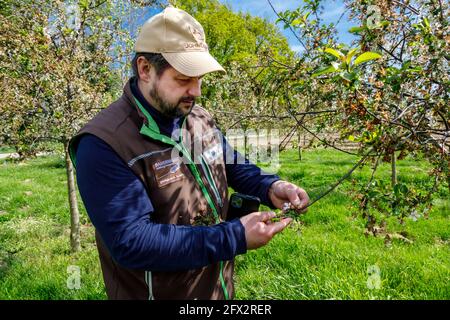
266 0 449 230
0 0 160 251
173 0 298 151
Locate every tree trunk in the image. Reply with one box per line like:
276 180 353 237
391 152 397 187
448 173 450 194
298 132 302 161
244 133 248 159
64 140 81 253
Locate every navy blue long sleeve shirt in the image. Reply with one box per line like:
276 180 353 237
75 79 280 271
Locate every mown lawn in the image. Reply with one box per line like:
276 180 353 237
0 149 448 300
0 146 14 154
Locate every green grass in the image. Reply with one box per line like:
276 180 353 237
0 156 105 299
0 146 15 154
0 149 448 299
237 149 449 299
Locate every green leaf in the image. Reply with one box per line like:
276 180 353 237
402 60 412 69
312 64 338 77
408 66 423 73
368 190 379 199
79 0 89 10
400 184 408 194
340 72 356 81
302 12 311 21
348 26 365 34
394 184 409 196
324 47 345 60
353 52 382 66
363 130 378 142
345 48 359 65
291 18 302 26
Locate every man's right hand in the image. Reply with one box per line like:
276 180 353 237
239 211 292 250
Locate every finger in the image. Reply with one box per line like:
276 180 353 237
296 189 310 211
268 218 292 235
259 211 276 222
286 187 301 206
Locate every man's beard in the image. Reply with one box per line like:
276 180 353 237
149 83 196 118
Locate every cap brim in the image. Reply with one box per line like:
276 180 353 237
162 51 226 77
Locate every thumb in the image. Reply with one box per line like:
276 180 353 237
286 187 301 206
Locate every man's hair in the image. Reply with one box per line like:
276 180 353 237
132 53 171 79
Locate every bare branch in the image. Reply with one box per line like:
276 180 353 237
267 0 309 55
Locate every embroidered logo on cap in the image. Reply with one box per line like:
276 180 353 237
185 26 208 50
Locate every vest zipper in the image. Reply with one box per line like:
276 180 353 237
133 96 230 300
145 270 154 300
199 154 223 208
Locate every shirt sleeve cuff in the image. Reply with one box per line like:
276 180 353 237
261 177 281 209
228 218 247 256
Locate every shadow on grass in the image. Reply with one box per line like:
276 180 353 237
0 158 23 166
285 171 306 181
0 250 20 284
310 159 359 167
35 157 66 169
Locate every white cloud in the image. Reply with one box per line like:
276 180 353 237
220 0 355 45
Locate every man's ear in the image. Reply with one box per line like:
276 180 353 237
137 56 153 83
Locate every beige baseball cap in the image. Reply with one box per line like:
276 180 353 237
135 6 225 77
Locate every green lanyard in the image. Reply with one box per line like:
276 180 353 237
134 97 230 300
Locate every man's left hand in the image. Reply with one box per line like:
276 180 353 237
268 180 309 213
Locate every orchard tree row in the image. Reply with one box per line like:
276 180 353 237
0 0 448 250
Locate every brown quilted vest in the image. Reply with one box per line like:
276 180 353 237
69 79 234 300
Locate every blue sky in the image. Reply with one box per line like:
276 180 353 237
218 0 357 52
146 1 358 53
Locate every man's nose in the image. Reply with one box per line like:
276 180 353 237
187 78 202 97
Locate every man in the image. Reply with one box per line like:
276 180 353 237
69 6 309 300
